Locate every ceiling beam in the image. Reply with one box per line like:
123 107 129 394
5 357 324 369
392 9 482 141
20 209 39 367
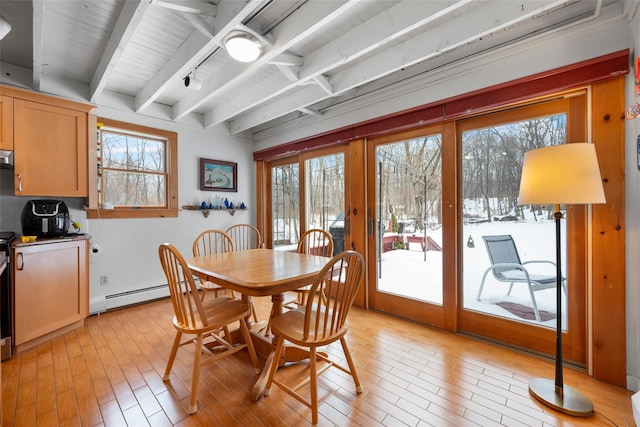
134 0 266 113
181 12 216 38
151 0 217 16
174 0 361 121
203 0 477 129
228 0 572 133
31 0 45 91
90 0 150 103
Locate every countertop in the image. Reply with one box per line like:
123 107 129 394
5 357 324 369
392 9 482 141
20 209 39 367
11 233 91 248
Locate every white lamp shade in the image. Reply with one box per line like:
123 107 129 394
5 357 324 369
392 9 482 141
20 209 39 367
518 143 606 205
225 33 261 62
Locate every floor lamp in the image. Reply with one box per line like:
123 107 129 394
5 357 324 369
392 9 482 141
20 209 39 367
518 143 605 417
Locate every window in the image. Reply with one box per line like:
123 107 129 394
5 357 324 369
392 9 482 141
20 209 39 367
270 160 300 248
86 118 178 219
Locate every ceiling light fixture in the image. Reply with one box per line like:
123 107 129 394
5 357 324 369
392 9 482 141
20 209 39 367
0 17 12 40
224 31 262 62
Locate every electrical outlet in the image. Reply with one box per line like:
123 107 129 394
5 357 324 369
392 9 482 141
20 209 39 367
100 275 109 286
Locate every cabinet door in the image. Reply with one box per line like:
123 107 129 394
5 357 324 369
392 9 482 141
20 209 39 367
14 99 88 196
0 95 13 150
13 240 88 346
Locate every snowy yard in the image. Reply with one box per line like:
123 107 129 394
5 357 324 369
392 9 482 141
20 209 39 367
377 218 567 329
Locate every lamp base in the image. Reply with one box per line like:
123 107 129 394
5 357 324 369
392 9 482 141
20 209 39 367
529 378 593 417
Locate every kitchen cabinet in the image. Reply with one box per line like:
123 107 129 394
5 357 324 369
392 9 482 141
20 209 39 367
0 84 95 197
0 95 13 150
12 237 89 348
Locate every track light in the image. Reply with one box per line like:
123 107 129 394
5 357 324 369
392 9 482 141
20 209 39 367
224 31 262 62
184 68 201 90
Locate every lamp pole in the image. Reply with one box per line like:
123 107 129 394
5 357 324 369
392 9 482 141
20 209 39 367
527 204 593 416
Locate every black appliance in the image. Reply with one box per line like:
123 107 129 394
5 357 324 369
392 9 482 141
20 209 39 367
21 199 70 237
0 231 15 361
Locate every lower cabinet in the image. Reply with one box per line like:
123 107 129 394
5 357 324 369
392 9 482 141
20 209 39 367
13 238 89 347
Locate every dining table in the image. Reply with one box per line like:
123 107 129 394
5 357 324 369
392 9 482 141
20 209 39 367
186 248 331 401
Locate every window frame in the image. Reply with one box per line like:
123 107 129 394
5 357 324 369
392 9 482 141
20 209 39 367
86 118 178 219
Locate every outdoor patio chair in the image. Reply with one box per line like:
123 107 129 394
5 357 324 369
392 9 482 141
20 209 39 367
477 234 567 322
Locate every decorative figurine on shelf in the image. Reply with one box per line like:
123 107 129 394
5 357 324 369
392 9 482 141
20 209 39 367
224 198 230 209
200 201 207 209
208 200 213 209
229 202 234 209
213 195 221 209
240 202 246 209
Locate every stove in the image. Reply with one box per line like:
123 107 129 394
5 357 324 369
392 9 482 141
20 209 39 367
0 231 15 360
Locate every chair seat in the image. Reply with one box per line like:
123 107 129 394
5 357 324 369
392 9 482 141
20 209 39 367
498 270 558 285
478 234 567 322
173 296 251 333
271 307 349 347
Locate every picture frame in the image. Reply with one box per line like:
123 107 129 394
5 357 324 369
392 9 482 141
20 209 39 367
199 158 237 192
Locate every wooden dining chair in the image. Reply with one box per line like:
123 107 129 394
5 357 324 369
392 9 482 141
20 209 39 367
284 228 334 309
192 229 234 301
226 223 264 250
264 250 365 426
158 243 260 414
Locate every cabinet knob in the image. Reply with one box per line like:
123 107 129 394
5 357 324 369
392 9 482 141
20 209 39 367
16 252 23 270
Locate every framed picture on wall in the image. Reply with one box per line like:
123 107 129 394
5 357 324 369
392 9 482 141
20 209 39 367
199 158 237 192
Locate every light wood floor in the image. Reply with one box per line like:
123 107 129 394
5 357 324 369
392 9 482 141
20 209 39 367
1 294 635 426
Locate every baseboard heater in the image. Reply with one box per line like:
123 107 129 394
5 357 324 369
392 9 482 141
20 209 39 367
90 284 170 314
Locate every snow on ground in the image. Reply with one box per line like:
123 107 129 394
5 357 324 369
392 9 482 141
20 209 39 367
377 213 567 329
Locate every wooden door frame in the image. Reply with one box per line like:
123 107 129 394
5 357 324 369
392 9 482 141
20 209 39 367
365 124 453 329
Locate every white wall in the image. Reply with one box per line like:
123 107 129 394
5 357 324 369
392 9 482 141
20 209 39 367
83 99 256 312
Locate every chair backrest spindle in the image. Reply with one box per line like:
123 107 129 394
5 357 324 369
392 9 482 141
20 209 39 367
159 243 208 329
303 250 364 341
192 229 234 256
297 228 334 257
226 224 262 250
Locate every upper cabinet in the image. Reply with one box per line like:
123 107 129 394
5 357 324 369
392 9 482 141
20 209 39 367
0 95 13 150
0 85 95 197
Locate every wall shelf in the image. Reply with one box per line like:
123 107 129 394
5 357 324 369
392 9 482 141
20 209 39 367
181 205 247 217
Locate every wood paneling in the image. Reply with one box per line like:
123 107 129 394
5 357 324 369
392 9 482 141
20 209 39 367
591 77 626 387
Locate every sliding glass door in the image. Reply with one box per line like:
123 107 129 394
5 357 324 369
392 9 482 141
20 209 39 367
266 147 346 253
457 95 588 362
366 125 454 328
262 90 589 364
